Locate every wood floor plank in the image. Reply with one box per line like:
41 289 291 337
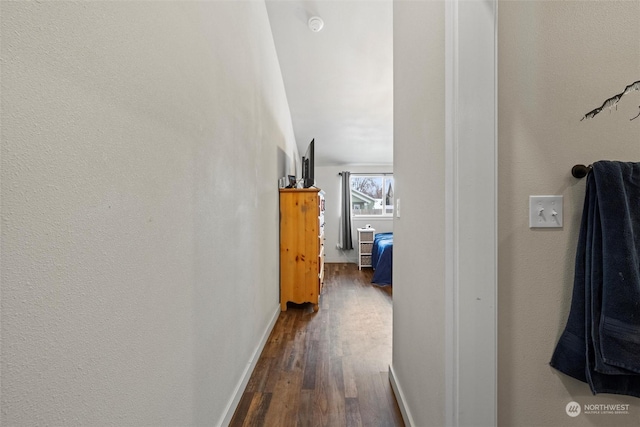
228 392 254 427
302 340 319 390
345 397 363 427
284 328 307 373
368 371 400 427
241 392 272 427
342 357 358 399
325 357 347 426
245 357 273 393
297 390 314 427
352 369 384 427
230 263 404 427
262 370 303 426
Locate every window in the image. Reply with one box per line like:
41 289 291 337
350 174 394 216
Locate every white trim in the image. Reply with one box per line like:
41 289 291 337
217 305 280 427
444 0 459 424
388 364 416 427
444 0 497 425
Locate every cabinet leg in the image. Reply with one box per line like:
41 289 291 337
313 303 319 312
281 301 288 311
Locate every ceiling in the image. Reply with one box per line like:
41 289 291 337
265 0 393 166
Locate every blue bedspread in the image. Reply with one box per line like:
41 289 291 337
371 232 393 285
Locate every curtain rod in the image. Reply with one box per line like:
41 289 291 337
571 164 592 178
337 172 392 176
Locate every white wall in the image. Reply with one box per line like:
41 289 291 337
315 165 393 264
498 2 640 426
0 2 297 425
392 1 447 426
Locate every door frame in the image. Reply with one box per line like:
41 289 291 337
445 0 498 425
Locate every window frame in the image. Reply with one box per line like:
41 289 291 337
349 173 394 218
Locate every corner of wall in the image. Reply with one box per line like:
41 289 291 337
217 305 281 427
389 364 416 427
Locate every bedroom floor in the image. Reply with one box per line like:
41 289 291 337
229 263 403 427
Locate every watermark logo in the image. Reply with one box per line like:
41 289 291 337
583 403 630 415
565 401 581 417
565 401 631 417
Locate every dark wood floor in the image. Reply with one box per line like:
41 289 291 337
230 263 404 427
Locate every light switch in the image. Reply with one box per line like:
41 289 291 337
529 196 563 228
396 198 401 218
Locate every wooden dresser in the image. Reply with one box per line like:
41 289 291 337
279 188 325 311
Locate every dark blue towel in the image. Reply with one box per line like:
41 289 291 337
550 161 640 398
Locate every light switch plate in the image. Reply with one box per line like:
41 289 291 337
529 196 563 228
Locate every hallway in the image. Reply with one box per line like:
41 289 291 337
230 263 403 426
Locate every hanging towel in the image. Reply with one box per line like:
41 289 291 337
550 161 640 398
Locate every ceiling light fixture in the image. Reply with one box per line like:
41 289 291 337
308 16 324 32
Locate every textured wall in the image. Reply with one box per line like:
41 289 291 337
498 1 640 425
392 1 447 425
1 2 297 425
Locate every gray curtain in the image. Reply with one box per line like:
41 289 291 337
339 171 353 250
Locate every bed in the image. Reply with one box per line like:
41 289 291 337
371 232 393 285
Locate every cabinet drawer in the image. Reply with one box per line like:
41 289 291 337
360 230 374 241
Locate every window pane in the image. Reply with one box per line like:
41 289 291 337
384 177 394 215
350 176 387 216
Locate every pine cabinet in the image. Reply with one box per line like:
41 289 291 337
279 188 325 311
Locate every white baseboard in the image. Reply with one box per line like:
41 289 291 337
324 258 357 264
218 305 280 427
389 364 415 427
